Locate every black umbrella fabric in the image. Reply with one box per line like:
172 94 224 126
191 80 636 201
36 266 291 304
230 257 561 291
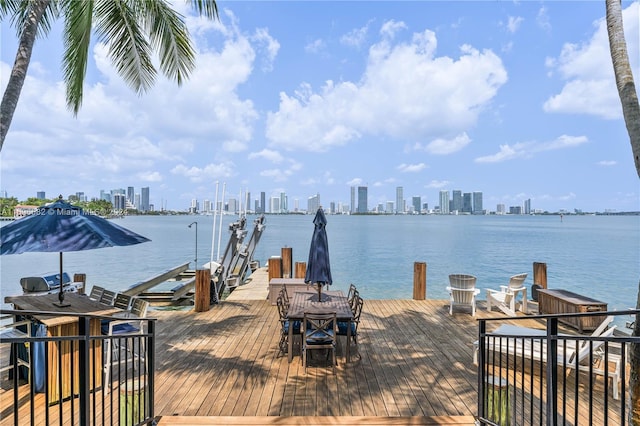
304 208 332 302
0 196 150 306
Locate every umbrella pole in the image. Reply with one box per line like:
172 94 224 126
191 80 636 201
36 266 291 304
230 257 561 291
54 252 70 307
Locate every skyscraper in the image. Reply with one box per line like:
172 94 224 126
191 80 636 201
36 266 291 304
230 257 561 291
462 193 472 213
412 196 421 214
350 186 356 214
439 190 450 214
37 191 46 199
141 187 150 212
472 192 483 214
307 193 320 213
396 186 404 214
127 186 134 205
357 186 368 213
260 192 266 214
452 190 462 213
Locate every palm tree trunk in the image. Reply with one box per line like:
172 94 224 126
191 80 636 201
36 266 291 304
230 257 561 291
0 0 50 152
605 0 640 424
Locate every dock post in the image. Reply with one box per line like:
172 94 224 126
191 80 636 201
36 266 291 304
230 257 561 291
295 262 307 279
281 247 293 278
268 256 282 282
74 273 87 294
195 269 211 312
533 262 547 288
413 262 427 300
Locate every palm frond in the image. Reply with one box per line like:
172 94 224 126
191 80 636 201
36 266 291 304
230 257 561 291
5 0 58 39
141 0 195 86
61 0 93 114
188 0 218 20
94 0 156 94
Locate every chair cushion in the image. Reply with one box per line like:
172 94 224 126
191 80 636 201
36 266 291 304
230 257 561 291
337 321 356 335
101 321 140 335
305 329 335 344
283 320 301 334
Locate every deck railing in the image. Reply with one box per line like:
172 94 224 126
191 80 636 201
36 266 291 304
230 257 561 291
0 308 156 426
477 310 639 426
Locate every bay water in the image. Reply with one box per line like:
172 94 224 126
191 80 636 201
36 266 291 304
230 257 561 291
1 214 638 317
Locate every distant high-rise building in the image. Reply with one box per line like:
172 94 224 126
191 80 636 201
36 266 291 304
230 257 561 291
385 201 394 214
357 186 368 213
350 187 356 213
228 198 238 213
270 197 280 213
496 204 506 214
280 192 288 212
37 191 46 199
452 190 462 212
260 192 266 214
412 196 421 213
113 193 126 211
395 187 404 214
462 193 472 213
510 205 523 214
472 192 483 214
524 198 531 215
329 202 336 214
439 190 450 214
307 193 320 213
141 187 150 212
100 190 111 202
246 191 251 213
190 198 198 214
127 186 134 204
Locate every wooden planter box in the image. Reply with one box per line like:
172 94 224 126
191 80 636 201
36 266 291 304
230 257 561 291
537 289 607 333
268 278 314 305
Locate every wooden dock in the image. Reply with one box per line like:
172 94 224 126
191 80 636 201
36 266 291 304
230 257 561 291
1 267 623 425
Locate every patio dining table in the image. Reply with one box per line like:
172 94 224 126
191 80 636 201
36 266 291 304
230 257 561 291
286 290 354 363
4 292 121 403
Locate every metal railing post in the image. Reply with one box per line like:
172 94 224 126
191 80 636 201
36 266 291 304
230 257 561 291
546 317 558 426
148 319 156 421
78 316 90 426
478 319 486 421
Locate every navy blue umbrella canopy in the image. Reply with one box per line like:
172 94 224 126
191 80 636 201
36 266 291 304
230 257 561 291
305 207 332 302
0 197 150 306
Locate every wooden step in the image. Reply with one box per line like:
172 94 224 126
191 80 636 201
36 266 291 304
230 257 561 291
155 415 477 425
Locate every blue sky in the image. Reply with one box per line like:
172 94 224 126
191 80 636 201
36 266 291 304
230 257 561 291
1 1 639 213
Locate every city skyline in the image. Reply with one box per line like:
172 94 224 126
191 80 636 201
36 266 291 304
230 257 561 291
1 2 638 213
9 184 628 215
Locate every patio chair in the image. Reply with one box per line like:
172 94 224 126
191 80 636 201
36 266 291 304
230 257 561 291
276 295 300 355
103 298 149 392
302 312 337 374
88 285 105 301
474 316 622 399
0 315 31 381
99 289 117 306
338 295 363 351
446 274 480 316
486 273 528 316
113 293 133 311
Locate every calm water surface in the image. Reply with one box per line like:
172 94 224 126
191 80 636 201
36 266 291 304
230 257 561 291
1 214 638 315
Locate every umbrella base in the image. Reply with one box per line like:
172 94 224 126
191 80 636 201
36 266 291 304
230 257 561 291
53 301 71 308
308 294 332 302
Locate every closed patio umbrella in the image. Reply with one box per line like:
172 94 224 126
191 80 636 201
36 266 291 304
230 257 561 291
0 196 150 306
304 207 332 302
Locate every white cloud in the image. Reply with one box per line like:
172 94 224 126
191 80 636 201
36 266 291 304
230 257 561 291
346 178 363 186
249 149 285 163
426 180 450 189
305 39 325 54
266 25 507 152
543 3 639 119
251 28 280 72
597 160 617 166
171 162 236 182
507 16 524 34
475 135 588 163
397 163 427 173
537 6 551 34
413 133 472 155
341 23 371 48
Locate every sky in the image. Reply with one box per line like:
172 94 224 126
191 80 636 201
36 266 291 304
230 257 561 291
1 1 639 213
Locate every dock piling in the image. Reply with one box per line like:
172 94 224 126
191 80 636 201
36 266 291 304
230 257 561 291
413 262 427 300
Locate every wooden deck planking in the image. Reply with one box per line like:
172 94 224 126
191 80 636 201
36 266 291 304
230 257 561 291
0 267 623 426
